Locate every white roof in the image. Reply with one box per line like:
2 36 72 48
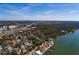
8 47 13 51
35 50 43 55
0 45 2 51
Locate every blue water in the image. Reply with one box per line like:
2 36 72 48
45 30 79 55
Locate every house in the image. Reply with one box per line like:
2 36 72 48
34 50 43 55
9 25 16 30
16 39 21 44
0 45 2 51
21 45 25 50
7 46 13 53
61 30 65 32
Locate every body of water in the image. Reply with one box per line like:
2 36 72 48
45 30 79 55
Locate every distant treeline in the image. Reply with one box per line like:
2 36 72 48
0 21 79 29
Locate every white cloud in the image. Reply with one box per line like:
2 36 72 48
1 12 79 21
43 10 55 15
0 5 32 16
21 6 31 11
68 10 79 14
28 3 44 6
0 4 18 10
46 3 71 7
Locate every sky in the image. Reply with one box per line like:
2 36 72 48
0 3 79 21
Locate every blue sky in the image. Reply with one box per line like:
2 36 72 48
0 3 79 21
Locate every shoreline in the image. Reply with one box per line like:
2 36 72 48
26 38 54 55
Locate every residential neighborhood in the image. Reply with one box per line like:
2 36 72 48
0 24 55 55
